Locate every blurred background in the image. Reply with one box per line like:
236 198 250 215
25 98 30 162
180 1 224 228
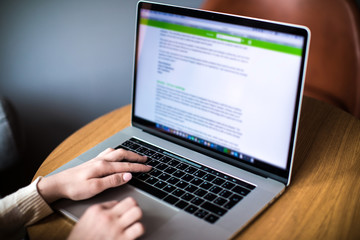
0 0 202 196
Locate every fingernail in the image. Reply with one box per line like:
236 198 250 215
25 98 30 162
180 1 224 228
123 173 132 181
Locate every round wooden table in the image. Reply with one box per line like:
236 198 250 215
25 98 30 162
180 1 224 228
28 97 360 239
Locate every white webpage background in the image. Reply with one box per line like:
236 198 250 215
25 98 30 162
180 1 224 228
134 23 301 169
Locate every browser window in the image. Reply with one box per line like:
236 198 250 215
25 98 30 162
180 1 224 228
134 9 305 169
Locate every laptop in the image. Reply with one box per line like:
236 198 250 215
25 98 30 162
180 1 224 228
50 1 310 239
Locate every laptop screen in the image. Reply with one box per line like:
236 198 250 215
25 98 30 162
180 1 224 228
132 2 309 181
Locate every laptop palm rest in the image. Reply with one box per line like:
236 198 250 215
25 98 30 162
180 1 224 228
53 184 178 237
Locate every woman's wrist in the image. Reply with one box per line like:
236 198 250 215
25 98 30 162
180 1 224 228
37 175 64 204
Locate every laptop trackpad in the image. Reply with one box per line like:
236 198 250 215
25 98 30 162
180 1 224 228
131 188 179 238
54 185 178 236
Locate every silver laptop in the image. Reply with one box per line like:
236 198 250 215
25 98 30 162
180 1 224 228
51 1 310 239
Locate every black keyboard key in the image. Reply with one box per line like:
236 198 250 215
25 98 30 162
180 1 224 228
222 181 235 190
191 197 204 206
190 178 203 186
157 163 168 170
212 178 225 186
164 195 179 205
185 205 199 214
213 197 227 206
152 153 164 160
201 202 227 216
229 194 243 203
229 177 256 190
209 169 221 177
239 181 256 190
116 145 129 151
122 141 140 150
164 166 176 174
144 149 156 156
173 170 185 178
149 169 161 177
182 174 194 182
173 189 185 197
194 209 209 219
194 189 207 197
181 193 195 201
224 194 243 209
176 180 188 189
209 186 222 194
132 172 141 178
146 159 160 167
204 214 219 223
163 184 176 193
168 159 180 167
222 175 230 181
137 147 148 154
204 193 217 201
137 173 150 181
129 178 167 199
199 182 213 190
175 200 188 209
184 166 197 174
154 180 167 189
233 186 251 196
161 156 172 163
203 174 216 182
193 170 206 178
167 177 180 185
120 140 131 146
177 163 188 170
145 176 158 185
219 189 232 198
158 173 171 181
223 202 238 210
184 184 198 193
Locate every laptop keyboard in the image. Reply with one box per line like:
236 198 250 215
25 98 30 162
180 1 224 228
116 138 256 224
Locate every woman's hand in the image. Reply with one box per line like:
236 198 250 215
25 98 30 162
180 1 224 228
37 148 151 203
68 197 145 240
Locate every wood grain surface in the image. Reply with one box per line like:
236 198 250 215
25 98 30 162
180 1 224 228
28 97 360 240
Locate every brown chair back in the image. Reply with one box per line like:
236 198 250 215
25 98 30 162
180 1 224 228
202 0 360 118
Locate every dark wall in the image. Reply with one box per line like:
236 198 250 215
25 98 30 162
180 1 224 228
0 0 202 195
